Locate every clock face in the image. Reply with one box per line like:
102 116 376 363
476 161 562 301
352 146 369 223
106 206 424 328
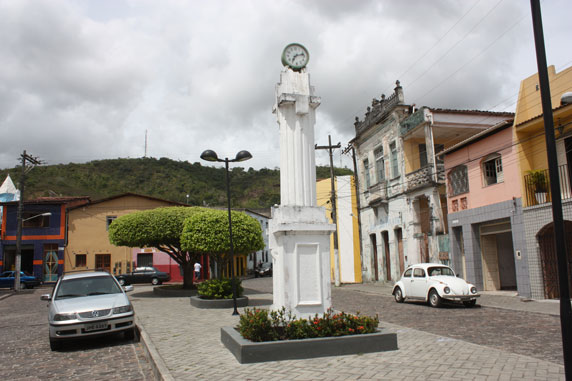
281 43 309 71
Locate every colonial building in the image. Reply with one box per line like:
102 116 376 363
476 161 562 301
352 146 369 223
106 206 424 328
514 65 572 299
351 81 513 283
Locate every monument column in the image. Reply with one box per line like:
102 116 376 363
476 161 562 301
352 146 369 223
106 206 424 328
270 44 335 318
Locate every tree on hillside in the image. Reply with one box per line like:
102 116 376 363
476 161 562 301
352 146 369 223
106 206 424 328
180 209 265 279
108 206 206 289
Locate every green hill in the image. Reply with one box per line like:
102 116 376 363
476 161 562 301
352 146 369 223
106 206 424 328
0 157 353 209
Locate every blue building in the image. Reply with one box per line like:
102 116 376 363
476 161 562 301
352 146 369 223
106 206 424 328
0 197 89 282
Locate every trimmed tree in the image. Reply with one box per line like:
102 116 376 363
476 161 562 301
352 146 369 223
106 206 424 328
180 208 265 279
108 206 208 289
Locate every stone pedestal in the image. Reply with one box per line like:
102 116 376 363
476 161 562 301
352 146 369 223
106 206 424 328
270 66 334 318
270 206 335 318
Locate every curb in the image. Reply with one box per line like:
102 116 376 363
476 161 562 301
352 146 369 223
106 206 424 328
136 316 175 381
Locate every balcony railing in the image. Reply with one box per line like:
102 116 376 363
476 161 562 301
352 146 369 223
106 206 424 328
405 163 445 191
524 164 572 207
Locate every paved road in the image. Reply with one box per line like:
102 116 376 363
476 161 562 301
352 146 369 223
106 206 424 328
132 279 565 380
333 287 563 366
245 277 564 366
0 288 154 381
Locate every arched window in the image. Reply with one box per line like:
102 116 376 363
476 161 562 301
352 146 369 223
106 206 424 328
448 165 469 196
482 153 503 186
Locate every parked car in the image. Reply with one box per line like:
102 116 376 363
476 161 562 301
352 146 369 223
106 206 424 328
41 270 135 351
0 271 42 289
254 263 272 278
115 267 170 286
392 263 480 308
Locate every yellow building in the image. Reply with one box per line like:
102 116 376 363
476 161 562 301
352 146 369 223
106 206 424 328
513 65 572 299
65 193 181 275
316 175 362 283
514 65 572 207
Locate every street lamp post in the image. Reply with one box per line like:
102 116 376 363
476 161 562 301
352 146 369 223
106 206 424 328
14 212 52 291
200 149 252 315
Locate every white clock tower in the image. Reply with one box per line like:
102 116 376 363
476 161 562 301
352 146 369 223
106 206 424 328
270 44 335 318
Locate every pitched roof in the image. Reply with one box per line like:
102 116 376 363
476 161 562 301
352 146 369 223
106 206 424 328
66 192 186 210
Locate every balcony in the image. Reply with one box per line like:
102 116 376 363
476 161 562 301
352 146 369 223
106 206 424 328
366 181 388 206
524 164 572 207
405 164 445 191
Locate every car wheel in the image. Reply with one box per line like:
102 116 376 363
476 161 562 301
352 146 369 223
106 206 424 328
428 289 442 308
49 338 62 351
151 278 159 285
463 299 477 308
119 278 126 286
20 282 27 289
124 327 136 341
393 287 404 303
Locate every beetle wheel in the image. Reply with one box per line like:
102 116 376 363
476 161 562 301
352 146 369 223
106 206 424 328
119 279 126 286
394 287 404 303
428 289 442 308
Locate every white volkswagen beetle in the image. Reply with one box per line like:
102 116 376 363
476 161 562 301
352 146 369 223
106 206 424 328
392 263 480 308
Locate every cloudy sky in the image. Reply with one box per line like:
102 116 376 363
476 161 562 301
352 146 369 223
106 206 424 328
1 0 570 171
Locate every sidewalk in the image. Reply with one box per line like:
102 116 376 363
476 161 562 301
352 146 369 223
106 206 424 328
131 283 565 380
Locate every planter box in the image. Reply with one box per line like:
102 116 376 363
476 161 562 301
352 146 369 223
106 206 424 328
221 326 398 364
190 296 249 309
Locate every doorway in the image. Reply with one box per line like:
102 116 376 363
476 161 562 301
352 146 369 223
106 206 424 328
538 221 572 299
382 231 390 281
480 221 517 291
395 228 404 274
43 244 59 282
370 234 379 281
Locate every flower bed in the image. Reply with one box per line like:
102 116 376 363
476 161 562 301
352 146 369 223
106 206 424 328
238 308 379 341
221 308 398 363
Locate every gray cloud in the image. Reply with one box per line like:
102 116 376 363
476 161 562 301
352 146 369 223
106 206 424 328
0 0 569 171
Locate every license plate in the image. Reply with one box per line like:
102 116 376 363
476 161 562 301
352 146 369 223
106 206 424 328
84 321 109 332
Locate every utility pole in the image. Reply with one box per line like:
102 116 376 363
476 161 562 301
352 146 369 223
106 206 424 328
14 150 43 291
316 135 341 286
342 143 364 273
530 1 572 377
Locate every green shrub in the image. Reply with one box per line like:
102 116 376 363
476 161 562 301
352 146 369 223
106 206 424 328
237 307 379 342
197 278 243 299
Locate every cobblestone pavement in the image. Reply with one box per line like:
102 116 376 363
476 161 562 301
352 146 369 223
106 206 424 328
131 279 565 380
0 288 154 380
332 287 564 366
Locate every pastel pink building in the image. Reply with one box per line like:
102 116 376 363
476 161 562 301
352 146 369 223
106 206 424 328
130 247 210 283
443 119 532 298
444 121 521 212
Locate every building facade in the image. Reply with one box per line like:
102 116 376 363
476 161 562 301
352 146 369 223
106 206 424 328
514 65 572 299
443 121 531 297
1 197 90 282
317 175 362 284
351 81 513 283
65 193 186 277
244 209 271 272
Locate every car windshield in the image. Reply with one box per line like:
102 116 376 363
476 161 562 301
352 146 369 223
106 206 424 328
55 276 122 300
428 267 455 277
